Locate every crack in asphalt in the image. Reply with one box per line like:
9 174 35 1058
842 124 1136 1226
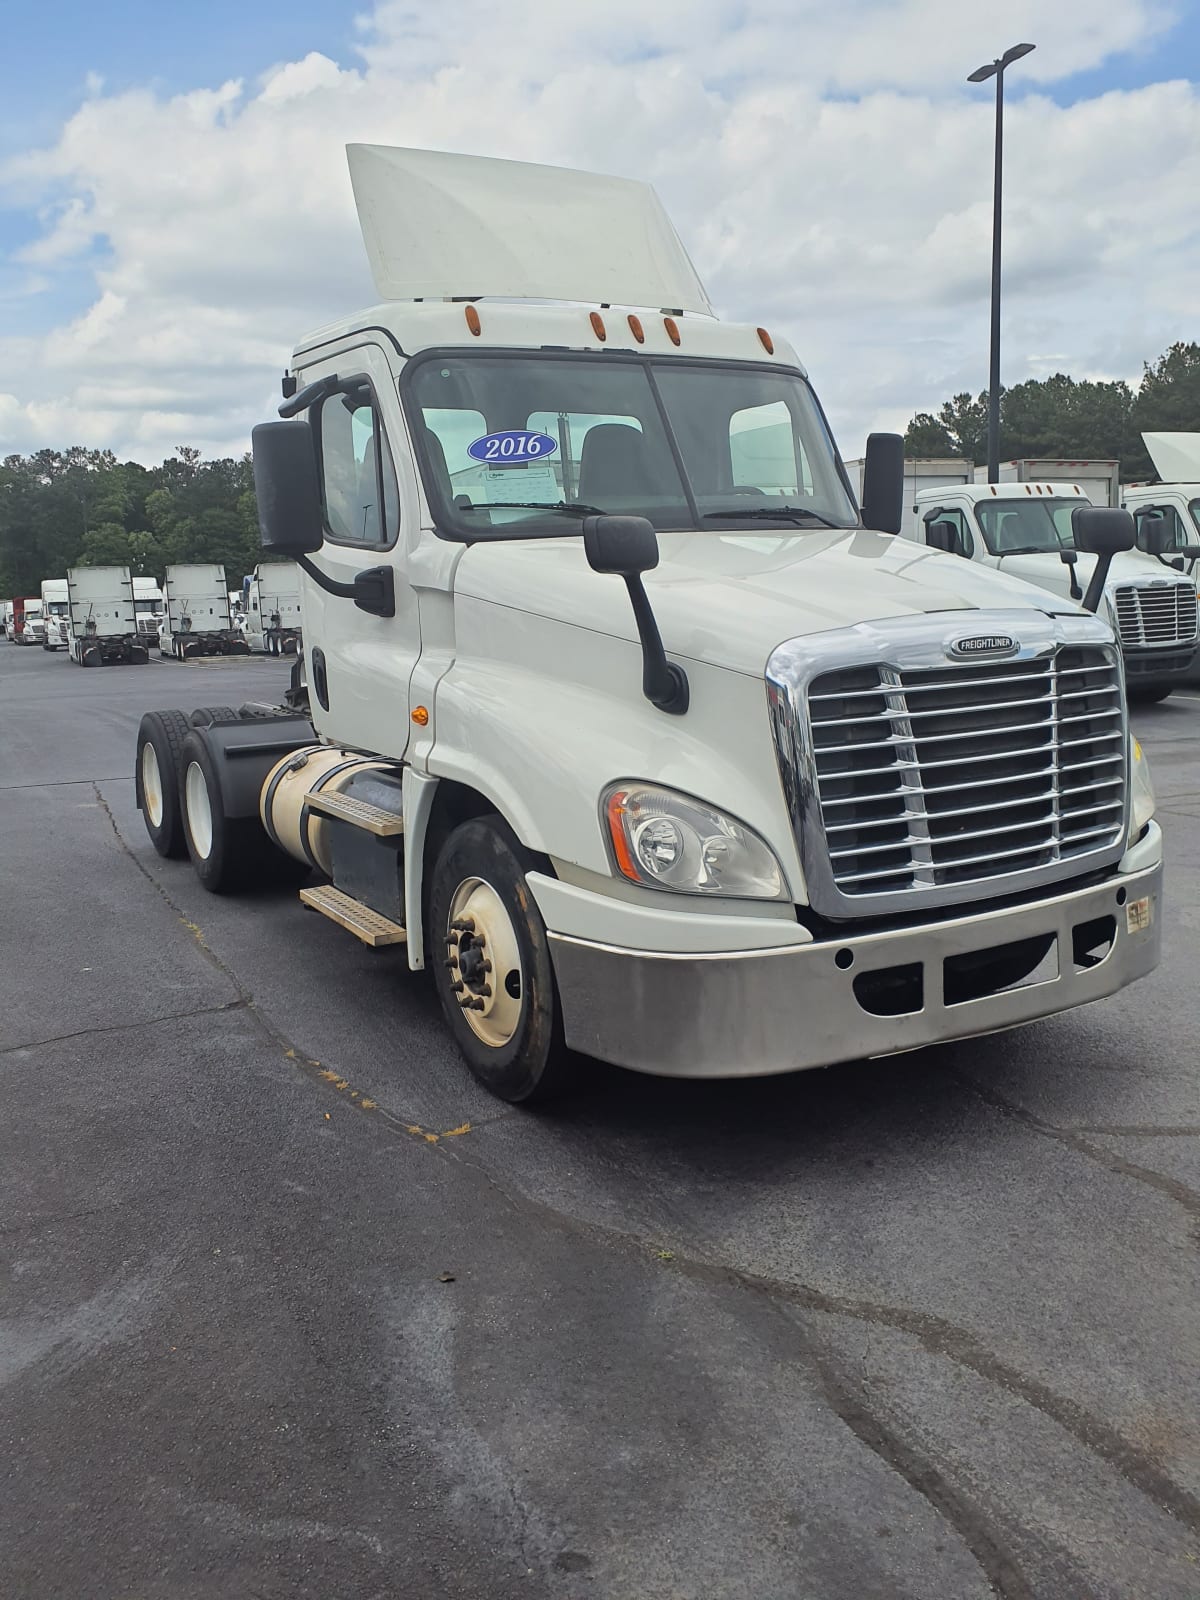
0 999 248 1059
0 775 135 791
95 783 1199 1595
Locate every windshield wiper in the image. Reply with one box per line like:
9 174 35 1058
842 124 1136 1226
461 500 609 516
703 507 845 529
996 545 1059 557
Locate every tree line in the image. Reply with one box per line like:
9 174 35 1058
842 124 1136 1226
0 446 262 601
904 342 1200 477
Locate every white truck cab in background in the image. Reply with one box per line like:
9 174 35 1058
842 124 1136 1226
978 459 1120 508
19 598 45 646
908 481 1199 701
159 565 249 659
66 567 149 666
241 563 304 655
39 579 70 650
135 144 1163 1106
132 577 164 651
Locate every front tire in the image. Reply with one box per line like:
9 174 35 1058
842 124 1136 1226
1128 684 1173 704
429 816 574 1104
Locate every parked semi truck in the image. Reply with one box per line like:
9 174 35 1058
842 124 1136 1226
906 480 1198 701
844 456 972 540
241 563 303 655
133 577 164 651
5 598 25 641
18 597 45 645
976 459 1121 508
134 144 1162 1104
66 567 149 665
40 578 70 650
160 564 248 658
1124 433 1200 567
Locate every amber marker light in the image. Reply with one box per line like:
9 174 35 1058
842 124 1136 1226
411 706 430 726
627 314 645 343
664 316 681 346
604 789 639 881
464 305 481 336
757 327 774 354
590 311 607 341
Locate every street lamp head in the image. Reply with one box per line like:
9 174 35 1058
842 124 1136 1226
968 62 998 82
1003 42 1036 66
968 43 1035 83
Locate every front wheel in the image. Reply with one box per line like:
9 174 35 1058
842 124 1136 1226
429 816 574 1104
1128 684 1173 704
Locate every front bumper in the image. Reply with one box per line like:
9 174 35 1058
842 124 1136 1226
1123 642 1198 685
547 853 1162 1079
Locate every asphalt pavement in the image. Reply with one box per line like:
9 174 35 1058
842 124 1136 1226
1 639 1198 1600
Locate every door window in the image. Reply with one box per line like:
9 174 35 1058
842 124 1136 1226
926 507 974 558
319 386 400 545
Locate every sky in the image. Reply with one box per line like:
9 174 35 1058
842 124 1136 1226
1 0 1198 466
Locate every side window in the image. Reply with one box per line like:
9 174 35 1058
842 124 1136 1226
928 507 974 558
1135 504 1186 552
729 401 812 497
319 386 399 545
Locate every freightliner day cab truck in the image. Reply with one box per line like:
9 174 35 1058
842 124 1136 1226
40 578 70 650
905 481 1199 702
241 563 304 655
134 145 1162 1104
18 598 45 645
66 567 149 665
159 564 249 658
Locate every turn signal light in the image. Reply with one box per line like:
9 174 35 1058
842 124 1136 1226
411 706 429 726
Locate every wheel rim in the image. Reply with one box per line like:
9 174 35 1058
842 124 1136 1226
141 742 165 829
445 876 524 1048
184 761 214 859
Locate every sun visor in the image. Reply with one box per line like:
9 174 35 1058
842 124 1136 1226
1143 432 1200 482
346 144 713 315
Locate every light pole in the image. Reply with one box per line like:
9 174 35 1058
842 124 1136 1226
968 41 1035 483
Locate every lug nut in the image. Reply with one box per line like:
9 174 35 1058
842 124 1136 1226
451 917 475 933
481 959 492 973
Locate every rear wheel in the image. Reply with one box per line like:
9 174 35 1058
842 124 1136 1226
179 729 290 893
136 709 191 858
429 816 575 1104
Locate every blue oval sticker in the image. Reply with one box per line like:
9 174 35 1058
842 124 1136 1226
467 429 558 465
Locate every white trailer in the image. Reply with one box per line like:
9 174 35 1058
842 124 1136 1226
66 567 148 665
844 456 972 541
160 564 249 659
241 562 303 655
39 578 70 650
975 459 1120 508
133 143 1161 1107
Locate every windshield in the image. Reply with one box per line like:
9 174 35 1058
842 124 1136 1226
45 601 68 616
975 497 1081 556
405 353 857 539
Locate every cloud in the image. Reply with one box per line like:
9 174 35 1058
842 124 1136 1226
0 0 1197 464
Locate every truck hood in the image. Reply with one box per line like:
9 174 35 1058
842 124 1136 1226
455 528 1081 676
995 548 1188 597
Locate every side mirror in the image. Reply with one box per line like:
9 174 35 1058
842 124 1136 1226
1072 505 1136 615
926 520 964 557
251 420 323 557
583 515 688 715
860 433 905 535
1139 514 1171 557
1059 548 1082 600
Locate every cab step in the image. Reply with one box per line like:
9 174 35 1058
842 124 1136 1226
299 884 407 947
304 790 405 836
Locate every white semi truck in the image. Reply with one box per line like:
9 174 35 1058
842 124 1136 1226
134 144 1162 1104
17 596 45 645
66 567 149 665
241 563 304 655
844 457 972 540
906 481 1198 701
159 564 249 659
1124 433 1200 567
133 576 164 651
39 578 70 650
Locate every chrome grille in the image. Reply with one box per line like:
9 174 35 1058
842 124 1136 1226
1113 583 1198 648
805 648 1126 900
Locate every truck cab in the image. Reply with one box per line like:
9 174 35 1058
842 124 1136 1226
135 144 1163 1105
19 598 45 646
39 579 70 650
132 577 164 650
241 563 303 655
909 482 1198 700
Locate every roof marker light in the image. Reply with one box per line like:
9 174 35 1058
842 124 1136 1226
664 316 681 346
465 305 481 336
590 311 607 341
627 314 645 344
757 327 774 354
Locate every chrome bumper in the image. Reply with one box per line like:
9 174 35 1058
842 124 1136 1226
548 862 1162 1079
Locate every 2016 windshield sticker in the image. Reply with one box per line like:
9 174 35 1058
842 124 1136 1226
467 430 558 464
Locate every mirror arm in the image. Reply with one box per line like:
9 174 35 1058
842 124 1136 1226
1081 553 1113 615
279 374 341 419
623 576 689 715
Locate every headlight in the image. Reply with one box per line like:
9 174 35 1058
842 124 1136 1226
603 783 786 899
1129 737 1156 843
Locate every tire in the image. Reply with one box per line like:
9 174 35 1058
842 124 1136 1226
429 815 574 1104
1128 684 1173 704
135 710 192 859
189 706 238 728
179 730 263 893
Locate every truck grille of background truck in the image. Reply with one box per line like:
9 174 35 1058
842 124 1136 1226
1113 583 1199 648
803 646 1126 904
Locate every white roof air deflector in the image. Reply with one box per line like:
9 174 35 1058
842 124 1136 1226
346 144 713 316
1143 432 1200 483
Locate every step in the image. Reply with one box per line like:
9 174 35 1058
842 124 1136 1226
304 790 405 836
299 884 407 948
